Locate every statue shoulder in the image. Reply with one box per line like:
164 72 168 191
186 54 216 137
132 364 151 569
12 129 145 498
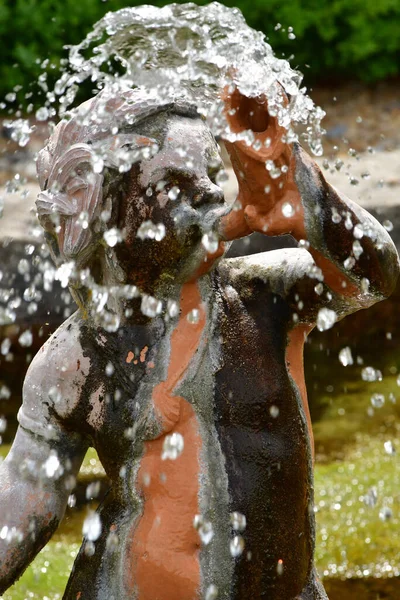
22 311 89 423
220 248 315 298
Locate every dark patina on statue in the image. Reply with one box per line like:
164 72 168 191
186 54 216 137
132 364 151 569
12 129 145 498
0 85 398 600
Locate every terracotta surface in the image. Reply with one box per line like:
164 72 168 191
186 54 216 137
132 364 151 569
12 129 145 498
286 324 314 459
128 283 205 599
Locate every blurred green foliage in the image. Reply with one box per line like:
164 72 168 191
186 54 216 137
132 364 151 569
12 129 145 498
0 0 399 109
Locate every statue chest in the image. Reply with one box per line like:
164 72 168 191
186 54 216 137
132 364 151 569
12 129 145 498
74 282 301 473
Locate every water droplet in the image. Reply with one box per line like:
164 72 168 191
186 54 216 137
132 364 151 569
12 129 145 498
343 256 355 270
18 330 33 348
362 366 382 382
379 507 392 522
216 170 228 186
168 186 180 201
202 231 219 253
101 210 111 223
316 308 337 332
187 308 200 324
364 486 378 507
86 481 101 500
0 385 11 400
83 511 102 542
106 532 119 552
92 155 104 174
370 393 385 408
277 559 284 575
0 307 15 326
103 228 123 247
105 362 114 376
35 107 49 121
18 258 30 275
44 452 61 478
27 302 38 315
205 584 218 600
84 540 96 556
353 224 364 239
161 432 184 460
3 119 32 147
361 278 370 294
314 283 324 296
141 294 162 318
297 240 310 250
384 440 395 455
1 338 11 356
331 208 341 224
230 512 247 532
281 202 294 218
344 215 353 230
95 310 120 333
193 515 214 545
0 526 23 543
68 494 76 508
338 347 353 367
48 386 62 403
156 180 166 192
269 405 279 418
230 535 245 557
167 299 179 318
265 160 281 179
352 240 363 259
77 211 89 230
0 417 7 434
54 262 75 289
335 159 344 171
137 220 166 241
383 220 393 232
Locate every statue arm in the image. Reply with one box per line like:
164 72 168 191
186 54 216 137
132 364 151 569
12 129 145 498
221 93 399 317
0 425 87 594
0 316 89 593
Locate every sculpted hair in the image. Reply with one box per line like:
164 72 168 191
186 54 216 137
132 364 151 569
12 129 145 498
36 87 200 267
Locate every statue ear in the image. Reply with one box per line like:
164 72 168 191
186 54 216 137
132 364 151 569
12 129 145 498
36 143 104 263
36 121 158 265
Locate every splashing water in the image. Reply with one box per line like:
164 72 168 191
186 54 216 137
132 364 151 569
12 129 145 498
42 2 325 155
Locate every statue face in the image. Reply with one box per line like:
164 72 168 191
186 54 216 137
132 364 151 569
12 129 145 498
115 115 230 286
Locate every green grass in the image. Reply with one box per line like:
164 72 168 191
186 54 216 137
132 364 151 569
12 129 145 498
313 369 400 461
1 534 79 600
315 436 400 579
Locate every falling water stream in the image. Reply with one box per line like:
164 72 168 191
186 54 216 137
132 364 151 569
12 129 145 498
49 2 325 154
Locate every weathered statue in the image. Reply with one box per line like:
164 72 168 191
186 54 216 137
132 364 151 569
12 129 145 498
0 85 398 600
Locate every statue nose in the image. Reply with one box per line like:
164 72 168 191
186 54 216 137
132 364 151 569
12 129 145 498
195 181 224 206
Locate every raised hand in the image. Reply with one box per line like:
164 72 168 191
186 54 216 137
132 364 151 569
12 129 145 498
220 85 300 240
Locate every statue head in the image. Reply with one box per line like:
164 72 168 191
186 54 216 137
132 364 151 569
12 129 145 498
36 88 230 303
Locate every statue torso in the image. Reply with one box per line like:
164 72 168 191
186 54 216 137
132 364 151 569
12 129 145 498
60 262 314 600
